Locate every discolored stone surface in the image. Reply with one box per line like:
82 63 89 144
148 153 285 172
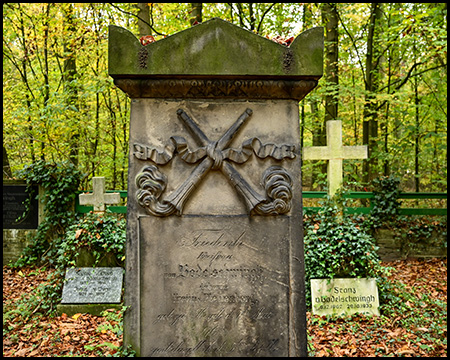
109 18 323 79
139 216 290 356
109 18 323 357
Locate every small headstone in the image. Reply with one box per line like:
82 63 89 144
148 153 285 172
3 184 39 229
79 177 120 212
310 278 380 316
303 120 368 197
61 267 123 304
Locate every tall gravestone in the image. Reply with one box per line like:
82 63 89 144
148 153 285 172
109 18 323 357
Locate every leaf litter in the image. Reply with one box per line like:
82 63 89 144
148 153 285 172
3 258 447 357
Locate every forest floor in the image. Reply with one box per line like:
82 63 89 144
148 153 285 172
3 257 447 357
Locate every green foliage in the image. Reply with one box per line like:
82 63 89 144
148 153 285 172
369 175 402 228
3 269 64 323
398 216 447 256
83 306 136 357
57 210 127 268
13 160 83 267
304 192 381 308
7 165 126 323
3 3 446 193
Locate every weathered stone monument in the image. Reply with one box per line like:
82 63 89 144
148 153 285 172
109 18 323 356
310 278 380 317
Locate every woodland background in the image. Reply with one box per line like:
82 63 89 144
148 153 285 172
3 3 447 193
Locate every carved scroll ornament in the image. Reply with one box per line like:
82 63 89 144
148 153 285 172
135 109 295 216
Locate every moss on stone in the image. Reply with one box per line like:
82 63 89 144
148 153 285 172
109 18 323 78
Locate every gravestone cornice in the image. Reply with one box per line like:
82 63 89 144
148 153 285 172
109 18 323 100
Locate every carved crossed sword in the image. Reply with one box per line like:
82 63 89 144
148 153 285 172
136 108 294 216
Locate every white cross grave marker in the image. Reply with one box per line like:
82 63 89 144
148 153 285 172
303 120 368 197
79 177 120 212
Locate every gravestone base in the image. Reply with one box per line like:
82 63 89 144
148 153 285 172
374 229 402 261
56 303 122 317
374 228 447 261
74 247 122 268
3 229 35 266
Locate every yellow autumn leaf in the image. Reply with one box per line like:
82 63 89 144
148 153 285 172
72 313 82 320
18 270 24 277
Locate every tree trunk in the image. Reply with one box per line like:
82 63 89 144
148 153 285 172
41 3 51 161
18 5 36 163
317 3 339 189
63 4 79 166
190 3 203 25
362 3 382 184
323 3 339 123
136 3 151 36
3 146 13 179
414 74 420 192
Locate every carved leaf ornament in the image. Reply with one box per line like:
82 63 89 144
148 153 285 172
135 109 295 216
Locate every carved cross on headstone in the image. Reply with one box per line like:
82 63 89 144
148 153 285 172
79 177 120 212
303 120 368 197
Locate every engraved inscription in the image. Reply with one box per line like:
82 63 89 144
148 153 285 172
139 216 290 356
114 78 319 100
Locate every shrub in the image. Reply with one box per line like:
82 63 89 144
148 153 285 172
57 210 127 268
370 175 402 228
304 193 381 308
13 160 82 267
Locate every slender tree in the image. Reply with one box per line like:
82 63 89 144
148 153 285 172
136 3 151 36
63 4 80 166
190 3 202 25
323 3 339 123
362 3 383 184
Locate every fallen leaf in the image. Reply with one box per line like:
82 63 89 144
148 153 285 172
15 346 32 357
398 349 415 355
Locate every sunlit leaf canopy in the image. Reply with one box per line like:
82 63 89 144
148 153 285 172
3 3 447 192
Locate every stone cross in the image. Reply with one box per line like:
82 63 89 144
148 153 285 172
109 18 323 357
303 120 368 197
79 177 120 212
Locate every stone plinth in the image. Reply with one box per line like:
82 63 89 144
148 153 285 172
109 18 323 357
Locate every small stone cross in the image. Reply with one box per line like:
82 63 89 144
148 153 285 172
79 177 120 212
303 120 368 197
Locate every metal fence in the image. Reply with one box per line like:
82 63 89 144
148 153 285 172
75 191 447 216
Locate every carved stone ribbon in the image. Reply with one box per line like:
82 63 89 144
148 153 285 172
133 137 296 165
135 108 295 216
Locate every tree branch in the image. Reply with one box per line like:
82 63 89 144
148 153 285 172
257 3 276 34
108 3 166 36
336 9 367 88
376 63 446 111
